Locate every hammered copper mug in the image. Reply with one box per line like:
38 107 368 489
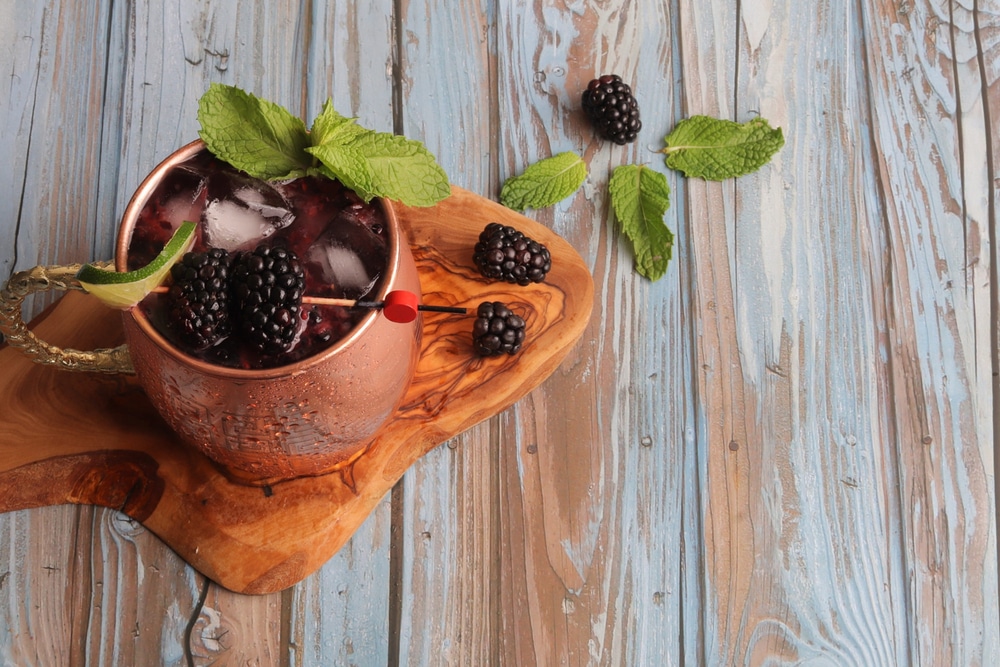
0 140 422 483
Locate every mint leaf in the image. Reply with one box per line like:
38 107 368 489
353 132 451 207
309 129 450 207
308 100 450 205
499 152 587 212
197 83 312 180
310 100 367 146
662 115 783 180
608 165 673 281
306 142 376 201
306 102 377 198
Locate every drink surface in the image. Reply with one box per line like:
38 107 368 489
127 150 389 369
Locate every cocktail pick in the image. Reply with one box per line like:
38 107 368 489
304 290 466 323
149 287 465 324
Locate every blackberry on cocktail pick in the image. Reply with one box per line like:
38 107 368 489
472 222 551 286
230 245 306 354
165 248 233 351
581 74 642 145
472 301 526 356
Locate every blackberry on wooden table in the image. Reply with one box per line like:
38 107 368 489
472 301 526 356
581 74 642 145
230 245 306 354
166 248 232 351
472 222 551 286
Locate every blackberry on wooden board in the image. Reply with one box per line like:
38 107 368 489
472 301 526 356
472 222 551 286
581 74 642 145
166 248 232 351
230 245 306 354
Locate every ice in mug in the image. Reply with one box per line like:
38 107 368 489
126 149 389 369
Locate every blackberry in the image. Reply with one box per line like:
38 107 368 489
472 301 526 356
166 248 232 351
473 222 551 286
230 245 306 354
581 74 642 145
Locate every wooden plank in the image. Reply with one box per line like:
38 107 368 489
391 1 501 664
0 1 114 299
186 584 283 666
0 0 298 662
711 1 917 660
491 1 694 665
285 2 397 662
678 0 918 662
678 0 998 663
0 3 149 664
0 0 48 283
0 506 77 665
67 508 202 666
860 0 998 662
392 1 697 664
286 497 393 666
395 435 501 665
0 507 198 665
92 0 310 660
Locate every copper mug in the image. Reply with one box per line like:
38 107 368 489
0 140 422 483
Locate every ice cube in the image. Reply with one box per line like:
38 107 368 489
154 162 208 229
126 163 208 270
203 199 277 251
310 244 378 296
307 210 388 299
233 185 294 223
161 189 205 229
201 175 294 252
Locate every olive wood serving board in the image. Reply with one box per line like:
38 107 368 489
0 186 594 594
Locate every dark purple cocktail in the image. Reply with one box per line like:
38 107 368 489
126 149 388 369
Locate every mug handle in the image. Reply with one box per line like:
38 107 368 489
0 262 135 374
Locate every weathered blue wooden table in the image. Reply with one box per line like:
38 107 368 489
1 1 997 664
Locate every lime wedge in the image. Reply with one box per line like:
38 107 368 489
77 221 197 309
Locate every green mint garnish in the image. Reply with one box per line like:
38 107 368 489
608 165 673 281
309 100 367 146
499 151 587 212
306 103 378 200
661 115 783 180
197 83 312 180
197 84 450 207
308 143 376 200
309 128 451 207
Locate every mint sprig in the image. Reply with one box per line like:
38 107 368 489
197 84 450 207
661 115 784 180
499 151 587 212
608 165 673 281
198 84 312 180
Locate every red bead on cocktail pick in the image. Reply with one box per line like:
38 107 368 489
382 290 419 323
353 290 468 321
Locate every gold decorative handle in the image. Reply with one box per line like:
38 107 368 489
0 262 135 374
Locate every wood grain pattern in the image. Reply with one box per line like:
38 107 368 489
0 3 204 664
861 1 998 663
1 0 997 663
392 2 505 664
0 186 594 595
679 0 999 664
285 2 401 660
489 2 695 665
